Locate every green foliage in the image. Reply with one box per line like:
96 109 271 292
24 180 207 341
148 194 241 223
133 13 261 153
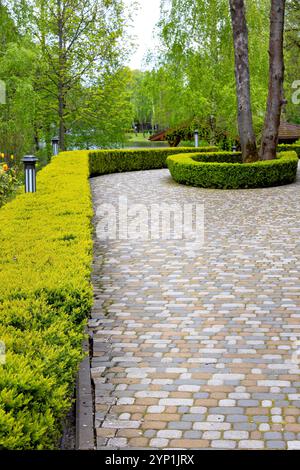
167 151 298 189
0 40 39 158
0 3 18 55
134 0 271 141
0 1 133 156
277 143 300 157
0 156 21 207
0 150 93 449
68 67 133 149
284 0 300 123
89 147 218 176
130 70 154 127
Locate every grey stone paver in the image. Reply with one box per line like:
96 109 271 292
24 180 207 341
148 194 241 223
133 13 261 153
89 168 300 450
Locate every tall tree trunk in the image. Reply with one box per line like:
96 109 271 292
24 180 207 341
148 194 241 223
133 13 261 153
58 82 66 151
58 0 66 152
229 0 258 163
259 0 286 160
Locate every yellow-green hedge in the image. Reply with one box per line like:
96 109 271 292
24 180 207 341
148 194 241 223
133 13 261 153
0 151 93 449
2 145 297 449
277 143 300 157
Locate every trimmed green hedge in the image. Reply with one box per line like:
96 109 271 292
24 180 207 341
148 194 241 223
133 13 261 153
192 152 243 163
0 151 93 449
277 144 300 157
167 151 298 189
89 147 218 176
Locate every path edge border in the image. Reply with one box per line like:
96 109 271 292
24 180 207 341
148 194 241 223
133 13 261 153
76 335 95 450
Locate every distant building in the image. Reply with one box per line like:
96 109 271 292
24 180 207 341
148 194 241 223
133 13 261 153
149 121 300 146
278 121 300 144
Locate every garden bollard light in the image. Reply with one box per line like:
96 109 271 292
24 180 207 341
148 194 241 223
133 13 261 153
51 136 59 156
194 129 199 147
232 144 237 152
22 155 38 193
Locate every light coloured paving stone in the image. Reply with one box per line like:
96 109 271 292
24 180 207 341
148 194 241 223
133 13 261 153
166 368 187 373
149 438 169 448
258 381 290 387
117 398 135 405
102 420 141 429
178 385 201 392
238 440 264 449
207 415 225 422
266 441 286 449
135 391 169 398
190 407 207 414
152 379 173 385
219 399 236 407
157 430 182 439
211 440 236 449
212 374 245 382
107 438 128 447
262 400 272 407
224 431 249 440
159 399 193 406
287 441 300 450
147 406 165 413
272 416 283 423
202 431 221 440
288 394 300 400
193 422 231 431
259 424 270 432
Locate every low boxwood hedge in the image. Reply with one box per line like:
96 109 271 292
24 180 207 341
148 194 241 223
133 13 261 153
278 143 300 157
0 151 93 449
167 151 298 189
89 147 218 176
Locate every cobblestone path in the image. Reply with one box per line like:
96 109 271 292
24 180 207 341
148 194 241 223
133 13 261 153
89 169 300 450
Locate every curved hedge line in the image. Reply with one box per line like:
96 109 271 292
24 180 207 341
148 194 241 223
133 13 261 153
89 147 218 176
278 143 300 157
0 151 93 449
167 151 298 189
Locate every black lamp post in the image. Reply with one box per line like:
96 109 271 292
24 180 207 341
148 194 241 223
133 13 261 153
51 136 59 156
194 129 199 148
22 155 38 193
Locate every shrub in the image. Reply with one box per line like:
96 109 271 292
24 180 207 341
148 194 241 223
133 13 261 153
0 151 93 449
89 147 218 176
0 159 21 207
277 144 300 157
167 151 298 189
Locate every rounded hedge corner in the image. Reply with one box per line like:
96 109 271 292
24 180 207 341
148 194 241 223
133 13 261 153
166 150 298 189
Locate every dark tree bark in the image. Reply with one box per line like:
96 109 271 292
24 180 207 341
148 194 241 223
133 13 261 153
229 0 258 162
58 0 66 152
259 0 286 160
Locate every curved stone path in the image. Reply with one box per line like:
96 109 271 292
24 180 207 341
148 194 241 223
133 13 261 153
89 168 300 450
